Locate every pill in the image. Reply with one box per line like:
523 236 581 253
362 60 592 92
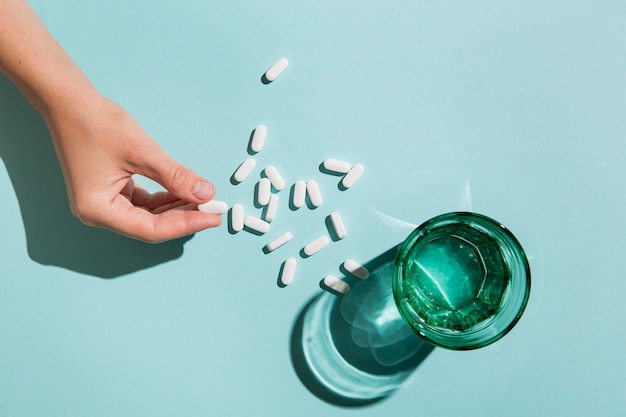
330 211 347 239
341 163 365 188
280 258 297 286
293 180 306 208
231 204 244 232
234 157 256 183
257 178 272 206
244 216 270 234
323 275 350 295
265 194 279 222
198 200 228 214
264 165 286 191
264 58 289 82
303 235 329 256
306 180 323 207
323 158 351 174
265 232 293 253
343 259 369 279
250 125 267 153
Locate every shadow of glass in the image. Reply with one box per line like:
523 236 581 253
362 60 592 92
0 76 191 279
290 247 435 407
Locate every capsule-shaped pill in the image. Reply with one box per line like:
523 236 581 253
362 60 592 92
230 204 244 232
341 164 364 189
330 211 347 239
265 194 279 222
323 275 350 295
323 158 351 174
257 178 271 206
198 200 228 214
263 58 289 83
250 125 267 153
265 232 293 253
264 165 286 191
306 180 323 207
293 180 306 209
303 235 329 257
244 216 270 234
343 259 369 280
280 258 297 286
233 157 256 183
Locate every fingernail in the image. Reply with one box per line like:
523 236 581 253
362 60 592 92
192 180 214 200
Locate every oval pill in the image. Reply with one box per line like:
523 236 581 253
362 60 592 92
280 258 297 286
303 235 329 256
306 180 323 207
231 204 244 232
250 125 267 153
265 194 279 222
265 232 293 253
234 158 256 183
293 180 306 208
264 58 289 82
341 163 365 188
343 259 369 280
198 200 228 214
323 275 350 295
264 165 286 191
257 178 271 206
330 211 347 239
323 158 351 174
244 216 270 234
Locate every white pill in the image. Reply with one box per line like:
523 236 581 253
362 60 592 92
264 165 286 191
323 158 351 174
257 178 271 206
330 211 347 239
244 216 270 234
280 258 297 286
198 200 228 214
265 194 279 222
250 125 267 153
343 259 369 280
306 180 323 207
323 275 350 295
230 204 244 232
264 58 289 82
234 158 256 183
341 163 365 188
265 232 293 253
293 180 306 208
303 235 329 256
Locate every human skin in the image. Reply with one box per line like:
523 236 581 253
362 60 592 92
0 0 221 242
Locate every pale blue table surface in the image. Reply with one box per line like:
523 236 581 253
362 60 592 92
1 1 625 416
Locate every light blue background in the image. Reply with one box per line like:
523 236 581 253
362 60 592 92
1 1 625 416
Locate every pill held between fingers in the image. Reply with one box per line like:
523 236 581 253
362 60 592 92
280 258 297 286
234 157 256 183
231 204 244 232
198 200 228 214
341 164 365 189
244 216 270 234
264 165 286 191
250 125 267 153
257 178 272 206
330 211 347 239
303 235 329 256
265 232 293 253
293 180 306 208
343 259 369 279
323 158 351 174
306 180 323 207
264 58 289 82
323 275 350 295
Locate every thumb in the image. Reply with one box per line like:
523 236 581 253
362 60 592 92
144 156 215 203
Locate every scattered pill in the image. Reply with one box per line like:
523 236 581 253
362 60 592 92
198 200 228 214
323 158 351 174
293 180 306 208
250 125 267 153
323 275 350 295
330 211 347 239
264 58 289 83
303 235 329 257
265 232 293 253
231 204 244 232
280 258 297 286
343 259 369 279
264 165 286 191
306 180 323 207
257 178 271 206
341 164 365 189
244 216 270 234
265 194 279 222
234 157 256 183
